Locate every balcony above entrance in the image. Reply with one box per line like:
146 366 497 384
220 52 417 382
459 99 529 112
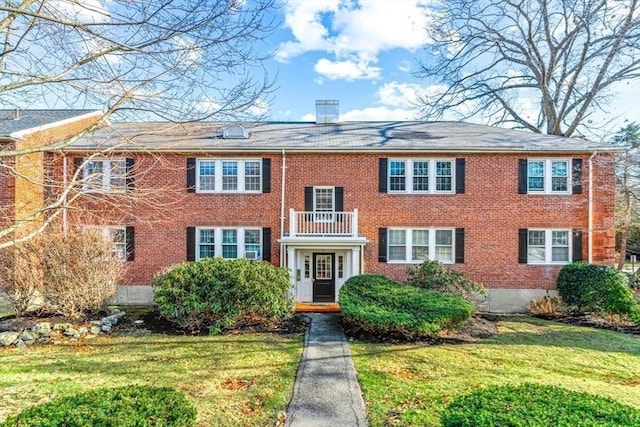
288 208 359 238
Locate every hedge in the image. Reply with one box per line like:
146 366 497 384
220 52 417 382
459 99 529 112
0 386 196 427
441 383 640 427
339 274 474 340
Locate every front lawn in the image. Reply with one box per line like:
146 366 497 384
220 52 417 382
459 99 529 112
0 333 302 426
351 316 640 426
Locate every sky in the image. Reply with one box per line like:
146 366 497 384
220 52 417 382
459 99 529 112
261 0 639 135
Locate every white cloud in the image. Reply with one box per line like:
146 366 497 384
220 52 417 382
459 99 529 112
277 0 435 80
340 106 419 121
314 58 381 81
49 0 110 23
397 60 412 72
246 98 270 117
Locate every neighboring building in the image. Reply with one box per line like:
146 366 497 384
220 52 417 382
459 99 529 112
55 102 621 312
0 109 102 241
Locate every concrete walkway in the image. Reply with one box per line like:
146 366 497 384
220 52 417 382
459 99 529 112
286 313 368 427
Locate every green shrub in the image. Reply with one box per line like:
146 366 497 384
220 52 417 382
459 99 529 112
0 385 196 427
339 274 474 340
152 257 294 333
405 260 486 302
557 262 640 321
441 383 640 427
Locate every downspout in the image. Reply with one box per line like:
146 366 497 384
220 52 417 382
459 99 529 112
588 151 597 264
280 149 286 267
62 153 68 234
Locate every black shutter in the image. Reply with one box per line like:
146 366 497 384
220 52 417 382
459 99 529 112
186 158 196 193
572 158 583 194
518 159 528 194
573 229 583 262
186 227 196 261
518 228 528 264
378 228 388 262
125 226 135 261
455 158 466 194
335 187 344 211
262 227 272 262
304 187 313 211
125 158 135 190
379 158 388 193
73 157 83 171
455 228 465 263
262 158 271 193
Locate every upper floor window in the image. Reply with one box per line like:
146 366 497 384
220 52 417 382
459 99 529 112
380 158 465 194
82 159 128 192
519 158 582 195
194 159 264 193
519 228 580 265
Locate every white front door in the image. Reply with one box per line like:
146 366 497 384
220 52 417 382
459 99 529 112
296 251 313 302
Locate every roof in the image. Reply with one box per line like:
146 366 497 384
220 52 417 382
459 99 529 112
0 109 102 139
66 120 620 154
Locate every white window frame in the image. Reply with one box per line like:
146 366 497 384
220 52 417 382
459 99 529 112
527 159 571 195
388 159 454 194
387 228 455 264
313 186 335 222
83 226 127 260
527 228 572 265
195 159 262 193
83 159 126 193
195 227 262 261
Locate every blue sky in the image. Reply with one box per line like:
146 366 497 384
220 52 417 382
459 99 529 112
261 0 638 134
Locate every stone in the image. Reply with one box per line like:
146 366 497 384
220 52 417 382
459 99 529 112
63 327 78 337
78 327 88 335
90 326 101 335
101 312 124 327
53 323 73 331
90 320 102 326
0 331 19 347
20 330 37 344
134 320 144 325
15 339 25 348
101 324 112 333
32 322 51 337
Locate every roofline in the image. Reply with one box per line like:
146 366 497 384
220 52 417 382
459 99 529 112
9 110 103 139
60 146 624 155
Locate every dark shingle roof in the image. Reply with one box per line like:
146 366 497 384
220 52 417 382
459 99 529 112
67 120 620 154
0 109 101 138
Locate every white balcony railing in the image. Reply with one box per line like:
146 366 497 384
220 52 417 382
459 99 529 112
289 208 358 237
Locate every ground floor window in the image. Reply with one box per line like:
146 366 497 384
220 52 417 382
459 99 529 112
196 227 262 260
387 228 455 263
527 229 571 264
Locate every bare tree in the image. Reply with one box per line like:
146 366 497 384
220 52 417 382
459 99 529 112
0 0 278 246
417 0 640 137
612 122 640 269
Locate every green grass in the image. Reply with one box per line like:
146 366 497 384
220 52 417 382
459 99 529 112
350 316 640 427
0 332 302 426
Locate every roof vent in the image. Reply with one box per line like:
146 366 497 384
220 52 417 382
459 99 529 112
315 100 339 124
222 124 249 139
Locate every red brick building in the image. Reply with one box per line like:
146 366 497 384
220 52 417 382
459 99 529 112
58 104 620 312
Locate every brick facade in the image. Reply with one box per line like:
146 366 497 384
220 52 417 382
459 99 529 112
62 150 616 292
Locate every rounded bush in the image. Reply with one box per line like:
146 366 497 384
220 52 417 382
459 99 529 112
152 257 294 333
0 385 196 427
441 383 640 427
339 274 474 340
557 262 639 320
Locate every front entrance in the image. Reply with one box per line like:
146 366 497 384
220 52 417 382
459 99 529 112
313 253 335 302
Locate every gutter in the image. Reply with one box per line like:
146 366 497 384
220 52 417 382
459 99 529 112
280 149 286 267
62 153 68 234
588 151 597 264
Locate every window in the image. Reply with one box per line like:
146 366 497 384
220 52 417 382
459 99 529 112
83 159 126 192
314 187 334 221
88 226 130 260
388 159 454 193
527 159 570 194
387 228 455 263
195 159 261 193
527 229 571 264
195 227 261 260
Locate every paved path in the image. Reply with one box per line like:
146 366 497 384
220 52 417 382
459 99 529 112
286 313 368 427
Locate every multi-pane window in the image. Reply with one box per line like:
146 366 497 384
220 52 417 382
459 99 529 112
196 227 261 260
89 227 127 260
222 229 237 258
389 159 453 193
314 187 335 221
195 159 261 193
84 159 126 192
527 159 570 194
527 229 571 264
388 228 454 263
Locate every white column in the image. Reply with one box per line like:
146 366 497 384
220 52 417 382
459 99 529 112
351 247 361 276
289 208 296 237
352 208 358 237
287 247 297 299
